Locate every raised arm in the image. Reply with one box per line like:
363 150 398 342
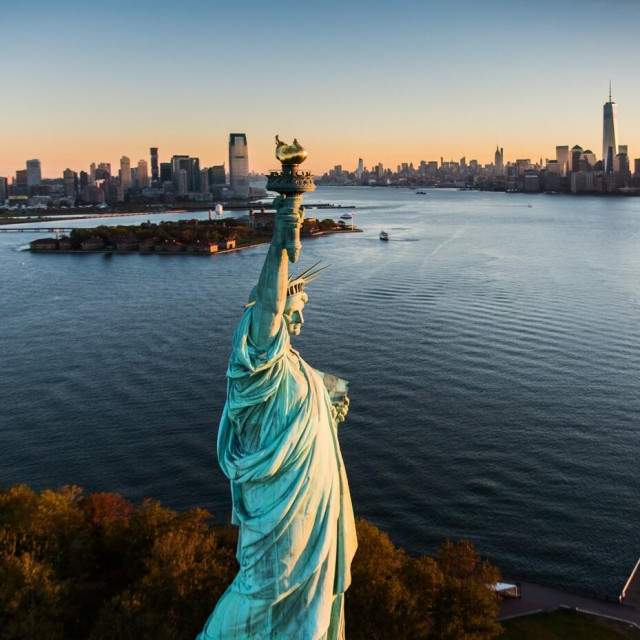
249 216 289 348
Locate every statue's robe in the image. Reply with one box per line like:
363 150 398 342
198 307 357 640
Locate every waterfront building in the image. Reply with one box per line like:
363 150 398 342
228 133 250 199
120 156 132 190
570 171 594 193
616 152 631 186
26 159 42 188
603 87 618 174
150 147 159 182
0 177 7 202
524 172 540 192
137 160 149 188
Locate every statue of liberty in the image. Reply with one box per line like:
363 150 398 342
198 138 357 639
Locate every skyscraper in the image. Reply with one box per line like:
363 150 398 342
494 146 504 174
556 146 569 176
229 133 249 199
150 147 159 182
63 169 76 198
26 159 42 187
602 84 618 174
120 156 132 190
356 158 363 178
137 159 149 188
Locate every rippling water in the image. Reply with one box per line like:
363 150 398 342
2 187 639 597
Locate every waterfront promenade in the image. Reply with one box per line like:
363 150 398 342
499 580 640 627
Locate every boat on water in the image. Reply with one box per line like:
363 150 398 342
379 231 389 241
416 191 426 195
340 214 353 220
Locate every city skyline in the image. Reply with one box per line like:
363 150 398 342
2 0 640 177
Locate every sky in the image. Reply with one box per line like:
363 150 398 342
2 0 640 178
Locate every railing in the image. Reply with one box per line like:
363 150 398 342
620 557 640 603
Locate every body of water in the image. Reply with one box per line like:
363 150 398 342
2 187 639 597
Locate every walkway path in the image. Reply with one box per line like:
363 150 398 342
498 580 640 627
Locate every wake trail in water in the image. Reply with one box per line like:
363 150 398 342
428 226 469 258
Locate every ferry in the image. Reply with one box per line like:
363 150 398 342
379 231 389 241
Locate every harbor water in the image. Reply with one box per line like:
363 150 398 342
1 186 639 597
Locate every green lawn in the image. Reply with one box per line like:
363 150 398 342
498 610 640 640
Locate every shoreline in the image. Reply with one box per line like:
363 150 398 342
0 203 356 226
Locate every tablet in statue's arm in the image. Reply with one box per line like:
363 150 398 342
316 370 350 424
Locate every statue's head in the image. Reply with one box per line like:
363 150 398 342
246 263 326 336
284 291 308 335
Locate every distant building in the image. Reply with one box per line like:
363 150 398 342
63 169 76 198
570 145 583 173
160 162 172 184
150 147 159 182
189 157 201 192
0 177 7 202
494 146 504 174
208 165 226 186
97 163 111 180
229 133 249 199
176 169 188 196
570 171 594 193
171 155 190 193
356 158 363 179
200 169 209 194
120 156 132 190
26 159 42 188
556 146 569 177
90 163 97 183
603 87 618 174
137 159 149 188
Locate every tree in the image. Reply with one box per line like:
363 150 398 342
430 540 502 640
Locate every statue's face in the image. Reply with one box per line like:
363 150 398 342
284 293 307 335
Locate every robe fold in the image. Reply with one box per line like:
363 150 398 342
198 307 357 640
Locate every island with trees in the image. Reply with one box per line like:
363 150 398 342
28 215 360 255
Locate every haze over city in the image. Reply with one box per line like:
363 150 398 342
2 0 640 177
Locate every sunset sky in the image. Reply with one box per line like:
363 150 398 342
2 0 640 178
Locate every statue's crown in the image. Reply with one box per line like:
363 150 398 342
287 262 327 297
275 136 308 165
246 263 327 308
